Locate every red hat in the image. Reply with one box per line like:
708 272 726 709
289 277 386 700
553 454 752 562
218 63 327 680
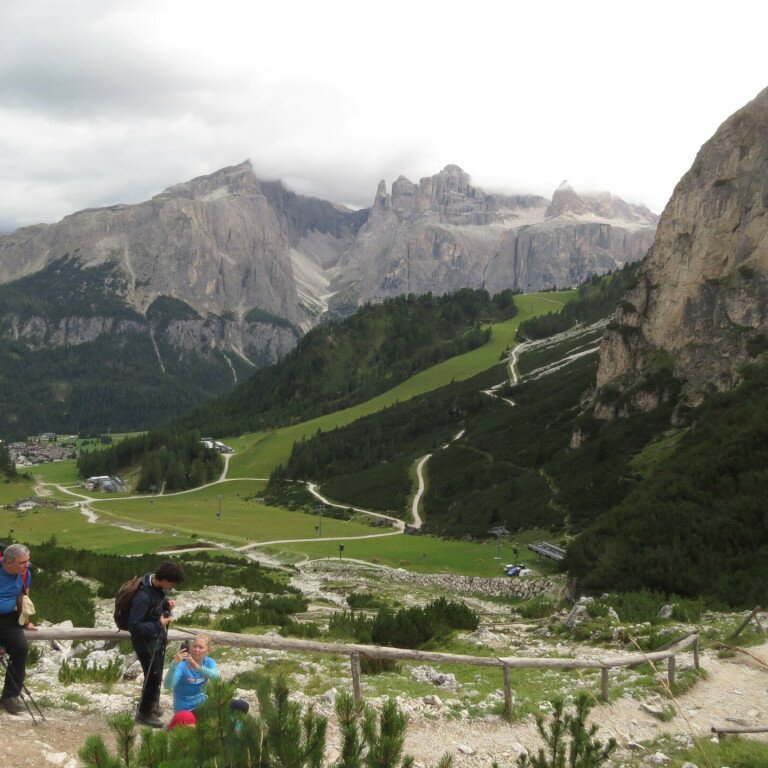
167 710 197 729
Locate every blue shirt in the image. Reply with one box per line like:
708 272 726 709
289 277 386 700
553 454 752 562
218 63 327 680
163 656 221 712
0 565 30 615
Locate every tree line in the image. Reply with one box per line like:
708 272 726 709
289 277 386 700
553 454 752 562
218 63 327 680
516 262 640 340
77 429 223 492
172 288 519 438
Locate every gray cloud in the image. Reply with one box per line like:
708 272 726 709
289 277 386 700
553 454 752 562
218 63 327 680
1 0 767 232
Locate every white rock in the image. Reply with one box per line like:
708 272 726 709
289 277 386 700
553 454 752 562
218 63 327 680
123 659 142 681
457 744 474 755
84 648 122 669
510 742 528 757
647 752 670 765
43 752 70 766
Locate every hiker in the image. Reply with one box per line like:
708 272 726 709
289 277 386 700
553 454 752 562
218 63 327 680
0 543 37 715
164 633 248 715
128 560 185 728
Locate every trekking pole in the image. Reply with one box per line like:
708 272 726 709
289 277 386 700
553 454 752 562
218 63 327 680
0 649 44 724
137 635 161 712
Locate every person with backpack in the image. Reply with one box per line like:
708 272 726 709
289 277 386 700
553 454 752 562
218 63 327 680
0 543 36 715
128 561 185 728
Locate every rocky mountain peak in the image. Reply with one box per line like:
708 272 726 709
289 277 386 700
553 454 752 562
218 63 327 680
546 181 657 224
156 160 259 201
369 165 500 225
596 85 768 407
546 181 589 218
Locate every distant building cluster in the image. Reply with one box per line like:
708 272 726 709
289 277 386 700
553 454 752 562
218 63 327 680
201 438 234 454
83 475 127 492
9 439 76 467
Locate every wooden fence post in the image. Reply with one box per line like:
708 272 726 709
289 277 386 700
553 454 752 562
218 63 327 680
730 606 762 640
350 653 363 703
503 666 513 719
693 637 700 669
667 655 676 689
600 667 609 701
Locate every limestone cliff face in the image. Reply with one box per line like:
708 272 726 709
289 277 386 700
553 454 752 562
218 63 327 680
596 86 768 403
339 166 657 302
0 161 366 362
0 163 294 322
0 310 296 368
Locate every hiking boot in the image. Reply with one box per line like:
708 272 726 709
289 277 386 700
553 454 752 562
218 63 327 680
151 702 163 718
135 710 164 728
1 696 26 715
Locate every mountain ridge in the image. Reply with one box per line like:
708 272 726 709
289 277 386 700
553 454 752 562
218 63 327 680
0 161 656 436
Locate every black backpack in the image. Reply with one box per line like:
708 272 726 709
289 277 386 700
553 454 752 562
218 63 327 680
113 576 142 630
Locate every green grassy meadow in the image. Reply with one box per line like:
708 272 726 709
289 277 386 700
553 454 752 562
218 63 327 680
3 290 576 572
260 528 562 578
24 460 79 485
0 504 191 554
91 479 380 546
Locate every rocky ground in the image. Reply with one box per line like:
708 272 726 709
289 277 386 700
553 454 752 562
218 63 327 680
1 561 766 767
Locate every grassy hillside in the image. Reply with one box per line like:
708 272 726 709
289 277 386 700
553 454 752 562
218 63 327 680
172 289 523 437
268 326 675 540
227 292 574 479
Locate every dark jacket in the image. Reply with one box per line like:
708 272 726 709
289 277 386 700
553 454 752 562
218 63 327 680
127 573 167 643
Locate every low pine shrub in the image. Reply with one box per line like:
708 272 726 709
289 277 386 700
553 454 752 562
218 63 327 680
174 605 213 627
280 619 322 638
519 595 556 619
512 693 617 768
217 593 309 631
328 610 375 643
31 570 95 627
59 657 123 686
328 599 478 649
347 592 385 610
79 679 451 768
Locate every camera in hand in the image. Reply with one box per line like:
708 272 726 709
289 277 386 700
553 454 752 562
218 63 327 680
180 641 190 652
162 598 172 618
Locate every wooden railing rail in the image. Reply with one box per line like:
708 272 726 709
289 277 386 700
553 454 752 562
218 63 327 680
711 725 768 740
27 628 700 716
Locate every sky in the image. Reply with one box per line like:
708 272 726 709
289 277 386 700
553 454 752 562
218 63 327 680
1 0 767 233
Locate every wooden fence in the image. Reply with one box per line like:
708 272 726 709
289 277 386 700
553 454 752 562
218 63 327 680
28 627 700 717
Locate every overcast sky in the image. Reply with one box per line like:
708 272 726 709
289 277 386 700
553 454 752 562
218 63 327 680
1 0 766 233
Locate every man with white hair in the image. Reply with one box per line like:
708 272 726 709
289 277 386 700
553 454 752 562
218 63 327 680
0 543 36 714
